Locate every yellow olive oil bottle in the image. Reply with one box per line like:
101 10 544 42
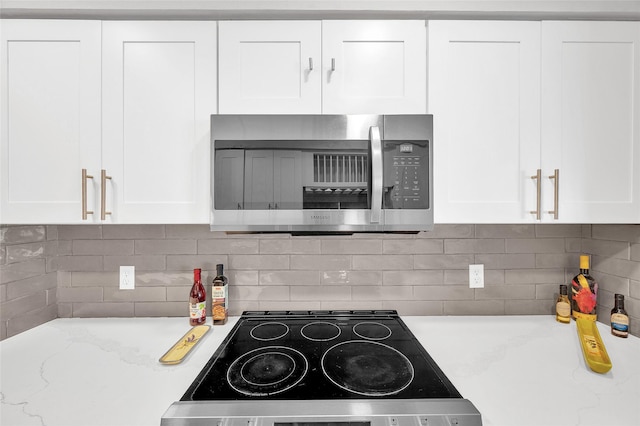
556 284 571 323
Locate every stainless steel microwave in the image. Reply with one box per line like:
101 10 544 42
210 114 433 232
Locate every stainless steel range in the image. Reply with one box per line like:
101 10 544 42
161 310 482 426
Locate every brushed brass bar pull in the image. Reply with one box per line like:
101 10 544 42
548 169 559 220
100 169 112 220
81 169 94 220
530 169 541 220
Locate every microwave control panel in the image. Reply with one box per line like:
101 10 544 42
383 141 430 209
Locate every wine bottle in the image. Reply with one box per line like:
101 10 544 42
571 255 598 321
212 264 228 325
189 268 206 326
611 294 629 338
556 284 571 324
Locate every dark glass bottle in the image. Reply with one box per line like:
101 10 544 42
212 264 228 325
189 268 206 326
571 255 597 321
610 294 629 338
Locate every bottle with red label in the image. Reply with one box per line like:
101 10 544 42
189 268 206 325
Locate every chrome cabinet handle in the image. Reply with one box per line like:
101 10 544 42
331 58 336 72
308 57 313 71
100 169 112 220
369 126 383 224
81 169 94 220
530 169 541 220
548 169 559 219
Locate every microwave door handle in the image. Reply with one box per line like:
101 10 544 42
370 126 383 224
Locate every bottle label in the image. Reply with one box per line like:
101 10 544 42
212 284 227 321
556 301 571 317
189 302 205 319
582 334 605 361
571 274 597 319
611 313 629 336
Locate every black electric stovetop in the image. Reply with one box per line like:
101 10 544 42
182 310 461 401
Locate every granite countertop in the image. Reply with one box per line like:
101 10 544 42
1 316 638 426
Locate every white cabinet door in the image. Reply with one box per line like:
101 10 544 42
1 20 101 224
218 21 322 114
541 22 640 223
429 21 541 223
323 20 427 114
102 21 217 223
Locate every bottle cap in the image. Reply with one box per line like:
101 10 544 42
579 255 590 270
559 284 568 295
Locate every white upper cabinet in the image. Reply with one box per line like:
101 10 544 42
541 22 640 223
429 21 541 223
430 20 640 223
1 20 102 224
218 21 322 114
218 20 426 114
102 21 217 223
322 21 426 114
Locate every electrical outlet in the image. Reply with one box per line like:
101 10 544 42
120 266 135 290
469 264 484 288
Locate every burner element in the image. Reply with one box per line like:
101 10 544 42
301 321 342 341
250 322 289 341
321 340 414 396
353 321 392 340
228 346 308 396
241 352 295 386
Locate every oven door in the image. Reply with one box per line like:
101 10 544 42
210 115 385 232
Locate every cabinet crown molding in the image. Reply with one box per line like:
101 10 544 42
2 0 639 20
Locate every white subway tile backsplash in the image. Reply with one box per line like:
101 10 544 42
3 223 640 339
291 286 351 301
290 255 350 270
321 239 383 254
383 239 443 254
383 270 443 286
198 238 259 254
323 270 382 286
135 239 197 255
352 255 412 271
260 270 320 286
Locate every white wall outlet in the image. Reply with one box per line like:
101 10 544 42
469 264 484 288
119 266 135 290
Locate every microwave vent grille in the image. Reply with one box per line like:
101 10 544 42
313 153 368 184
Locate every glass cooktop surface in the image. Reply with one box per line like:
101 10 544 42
182 310 461 401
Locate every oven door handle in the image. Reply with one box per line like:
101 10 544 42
369 126 383 224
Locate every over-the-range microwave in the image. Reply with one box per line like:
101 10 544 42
210 114 433 233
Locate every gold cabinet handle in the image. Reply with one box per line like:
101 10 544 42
547 169 559 220
101 169 112 220
530 169 541 220
81 169 94 220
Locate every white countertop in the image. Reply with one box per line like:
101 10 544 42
1 316 638 426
